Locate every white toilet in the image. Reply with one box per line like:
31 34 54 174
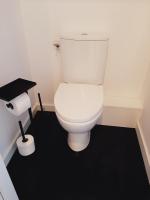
54 33 108 152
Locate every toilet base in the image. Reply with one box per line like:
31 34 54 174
68 131 91 152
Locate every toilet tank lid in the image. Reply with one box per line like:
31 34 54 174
60 33 108 41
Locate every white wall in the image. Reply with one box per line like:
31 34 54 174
20 0 150 108
0 0 35 164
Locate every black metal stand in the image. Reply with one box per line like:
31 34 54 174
38 93 44 112
18 121 28 143
0 78 38 146
28 107 33 122
28 107 34 135
18 107 34 143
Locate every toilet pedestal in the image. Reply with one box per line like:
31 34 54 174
68 132 91 152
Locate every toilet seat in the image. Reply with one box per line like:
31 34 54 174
54 83 103 123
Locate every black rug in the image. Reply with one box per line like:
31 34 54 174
7 111 150 200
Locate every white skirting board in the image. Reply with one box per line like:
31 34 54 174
37 103 141 128
136 122 150 184
100 106 141 128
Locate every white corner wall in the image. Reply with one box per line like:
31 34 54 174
140 66 150 153
0 0 35 165
19 0 150 127
136 65 150 183
20 0 150 103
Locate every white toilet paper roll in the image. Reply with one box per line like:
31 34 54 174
5 93 31 116
16 135 35 156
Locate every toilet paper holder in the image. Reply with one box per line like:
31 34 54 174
0 78 44 156
6 103 14 109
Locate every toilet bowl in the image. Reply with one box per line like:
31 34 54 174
54 83 103 151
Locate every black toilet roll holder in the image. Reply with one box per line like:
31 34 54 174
0 78 44 143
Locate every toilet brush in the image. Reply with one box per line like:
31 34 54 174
18 121 28 143
16 121 35 156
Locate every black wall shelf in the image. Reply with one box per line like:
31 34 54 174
0 78 36 102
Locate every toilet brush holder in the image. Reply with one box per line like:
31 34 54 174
16 121 35 156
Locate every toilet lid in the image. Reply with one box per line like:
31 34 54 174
54 83 103 123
